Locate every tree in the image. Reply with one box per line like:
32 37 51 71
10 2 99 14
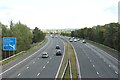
70 23 120 52
32 27 45 43
11 22 33 52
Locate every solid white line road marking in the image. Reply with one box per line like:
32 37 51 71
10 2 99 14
115 71 118 74
93 65 95 67
55 39 66 79
37 73 40 76
17 73 21 76
43 66 45 69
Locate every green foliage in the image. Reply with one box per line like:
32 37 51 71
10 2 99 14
71 23 120 52
11 22 33 52
32 27 46 43
1 21 45 59
61 32 71 36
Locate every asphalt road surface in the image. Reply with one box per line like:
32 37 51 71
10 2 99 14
1 36 64 78
64 36 119 79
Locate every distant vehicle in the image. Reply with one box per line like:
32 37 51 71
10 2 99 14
51 35 54 38
50 35 52 37
74 39 77 42
42 52 49 58
56 50 62 56
68 37 71 40
77 39 80 41
56 45 60 49
82 40 86 43
69 38 73 42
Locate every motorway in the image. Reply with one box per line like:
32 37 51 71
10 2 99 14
1 35 119 79
64 36 119 79
1 36 64 78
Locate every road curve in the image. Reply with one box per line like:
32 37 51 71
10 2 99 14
64 37 119 79
2 36 64 79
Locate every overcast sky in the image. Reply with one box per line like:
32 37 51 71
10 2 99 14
0 0 119 29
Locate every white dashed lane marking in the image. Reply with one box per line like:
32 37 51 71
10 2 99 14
97 72 100 75
43 66 45 69
93 65 95 67
17 73 21 76
115 71 118 74
90 60 92 62
27 67 29 69
47 61 49 63
37 73 40 76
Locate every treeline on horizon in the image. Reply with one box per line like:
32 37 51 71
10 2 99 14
0 21 46 59
61 22 120 52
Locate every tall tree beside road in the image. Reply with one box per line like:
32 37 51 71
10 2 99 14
71 23 120 52
1 21 45 59
32 27 45 43
1 22 11 37
10 22 33 52
1 22 33 58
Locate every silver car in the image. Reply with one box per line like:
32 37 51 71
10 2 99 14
42 52 49 58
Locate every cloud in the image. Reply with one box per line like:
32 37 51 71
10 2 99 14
0 0 119 29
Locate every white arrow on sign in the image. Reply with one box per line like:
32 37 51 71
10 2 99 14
9 44 15 50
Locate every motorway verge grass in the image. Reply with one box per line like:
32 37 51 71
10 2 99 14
57 39 78 79
69 43 78 78
57 43 68 79
86 40 120 58
1 40 45 65
64 62 70 78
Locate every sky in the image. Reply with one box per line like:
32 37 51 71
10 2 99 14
0 0 119 29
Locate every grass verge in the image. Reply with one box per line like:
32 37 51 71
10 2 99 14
57 43 68 79
69 43 78 78
86 40 120 58
64 62 70 78
57 39 78 79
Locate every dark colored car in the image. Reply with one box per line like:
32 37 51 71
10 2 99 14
56 50 62 56
56 45 60 49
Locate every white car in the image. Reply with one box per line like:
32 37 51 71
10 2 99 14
42 52 49 58
69 38 73 42
74 39 77 42
82 40 86 43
